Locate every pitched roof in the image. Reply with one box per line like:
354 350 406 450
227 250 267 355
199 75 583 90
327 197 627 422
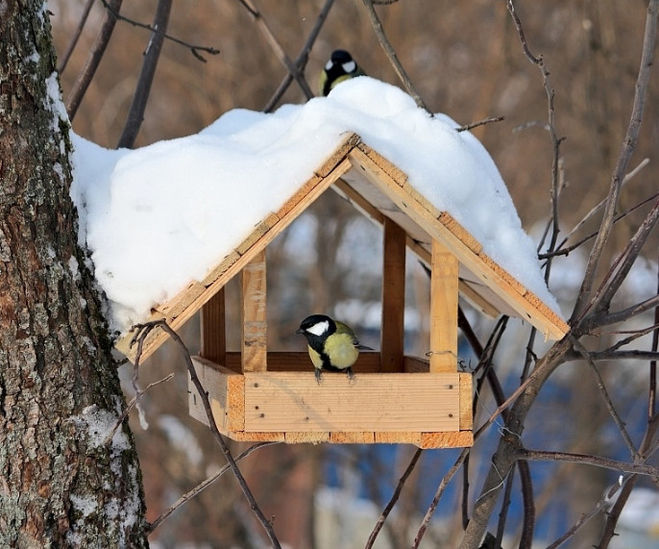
116 133 568 363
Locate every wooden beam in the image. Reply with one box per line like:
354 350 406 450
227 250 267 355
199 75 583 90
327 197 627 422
430 240 458 373
241 250 267 372
381 218 406 372
201 288 226 367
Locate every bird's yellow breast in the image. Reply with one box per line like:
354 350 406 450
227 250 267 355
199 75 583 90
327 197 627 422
324 332 359 369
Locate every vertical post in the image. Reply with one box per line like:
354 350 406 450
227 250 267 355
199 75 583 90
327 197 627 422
241 249 267 372
201 288 226 367
381 218 406 372
430 239 458 372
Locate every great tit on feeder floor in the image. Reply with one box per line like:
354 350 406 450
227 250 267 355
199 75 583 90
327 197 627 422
296 314 370 383
319 49 366 97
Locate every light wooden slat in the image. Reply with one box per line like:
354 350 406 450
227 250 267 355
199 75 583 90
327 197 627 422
201 288 225 366
243 372 460 432
375 432 421 445
348 146 568 340
285 432 330 444
225 351 381 373
430 240 459 373
381 218 406 372
459 373 473 430
241 250 267 372
419 431 473 449
329 432 376 444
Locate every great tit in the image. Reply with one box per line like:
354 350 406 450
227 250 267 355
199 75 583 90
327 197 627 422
319 49 366 96
296 314 369 382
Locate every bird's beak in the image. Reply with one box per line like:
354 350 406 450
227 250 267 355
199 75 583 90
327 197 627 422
295 328 303 335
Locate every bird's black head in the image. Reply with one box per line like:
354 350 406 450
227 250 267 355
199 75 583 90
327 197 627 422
330 49 353 66
296 314 337 346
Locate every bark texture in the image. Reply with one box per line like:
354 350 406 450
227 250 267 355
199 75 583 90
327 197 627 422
0 2 148 547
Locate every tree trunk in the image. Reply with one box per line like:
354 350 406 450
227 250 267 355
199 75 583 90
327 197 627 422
0 3 148 547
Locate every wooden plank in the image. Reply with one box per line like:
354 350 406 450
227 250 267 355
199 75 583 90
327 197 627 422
348 147 568 340
285 432 330 444
189 356 245 432
314 133 361 177
329 432 376 444
201 288 225 366
243 372 460 432
228 431 286 442
381 218 406 372
116 156 354 364
403 355 430 373
419 431 473 449
459 373 473 430
375 432 421 445
430 240 458 373
241 250 267 373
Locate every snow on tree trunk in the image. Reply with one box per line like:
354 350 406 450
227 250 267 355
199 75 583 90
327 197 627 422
0 2 148 547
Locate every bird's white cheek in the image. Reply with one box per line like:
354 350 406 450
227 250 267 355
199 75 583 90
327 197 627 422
342 61 356 73
307 320 329 336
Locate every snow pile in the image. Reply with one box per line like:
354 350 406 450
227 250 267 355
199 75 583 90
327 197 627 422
70 77 560 333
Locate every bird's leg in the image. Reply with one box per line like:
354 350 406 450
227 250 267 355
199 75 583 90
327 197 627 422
315 367 323 384
346 367 355 383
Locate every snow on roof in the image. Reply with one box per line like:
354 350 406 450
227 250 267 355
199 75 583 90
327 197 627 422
70 77 561 333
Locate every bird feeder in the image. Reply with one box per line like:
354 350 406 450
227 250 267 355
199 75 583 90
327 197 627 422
115 134 568 449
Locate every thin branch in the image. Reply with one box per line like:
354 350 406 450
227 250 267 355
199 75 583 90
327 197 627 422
600 322 659 354
412 447 470 548
116 0 172 148
66 0 123 120
130 321 282 548
263 0 336 112
570 336 639 460
564 157 650 241
456 116 504 133
571 0 659 321
494 469 515 548
103 372 174 447
360 0 430 111
365 448 423 549
237 0 314 100
539 191 659 259
57 0 94 74
147 441 278 533
589 350 659 361
98 0 219 61
517 449 658 478
589 293 659 328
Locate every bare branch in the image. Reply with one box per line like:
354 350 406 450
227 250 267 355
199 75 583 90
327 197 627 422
147 441 278 533
57 0 94 74
117 0 172 148
456 116 504 133
360 0 429 111
590 293 659 328
237 0 314 100
263 0 336 112
517 448 658 478
570 336 639 460
365 448 422 549
98 0 219 61
412 448 469 548
66 0 123 120
571 0 659 321
130 320 282 548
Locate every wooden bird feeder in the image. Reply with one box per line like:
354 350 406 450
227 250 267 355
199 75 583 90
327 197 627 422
115 133 568 449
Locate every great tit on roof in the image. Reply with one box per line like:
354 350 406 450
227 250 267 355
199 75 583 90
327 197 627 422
319 49 366 96
296 314 369 383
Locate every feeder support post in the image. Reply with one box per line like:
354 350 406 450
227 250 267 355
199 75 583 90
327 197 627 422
241 249 267 372
430 239 458 372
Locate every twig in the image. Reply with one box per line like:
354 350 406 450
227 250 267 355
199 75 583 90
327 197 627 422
517 448 658 478
571 0 659 322
365 448 423 549
570 336 639 460
539 191 659 259
590 293 659 328
494 469 515 547
116 0 172 148
518 460 535 548
147 441 278 533
600 323 659 354
456 116 504 133
412 448 470 548
360 0 430 111
564 157 650 241
98 0 219 61
236 0 314 100
57 0 94 74
131 320 282 548
102 372 174 447
66 0 123 120
263 0 336 112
